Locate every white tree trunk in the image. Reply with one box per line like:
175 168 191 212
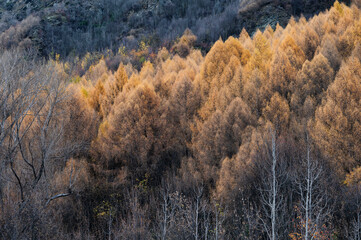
305 141 310 240
271 130 276 240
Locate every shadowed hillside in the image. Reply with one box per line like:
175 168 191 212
0 0 350 56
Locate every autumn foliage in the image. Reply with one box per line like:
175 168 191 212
1 1 361 239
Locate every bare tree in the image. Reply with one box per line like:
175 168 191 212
202 199 211 240
116 187 151 240
257 127 287 240
347 186 361 240
184 183 206 240
210 198 227 240
157 179 177 240
155 178 209 240
293 133 334 239
0 49 86 238
193 184 203 240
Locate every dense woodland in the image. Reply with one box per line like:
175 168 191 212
1 1 361 239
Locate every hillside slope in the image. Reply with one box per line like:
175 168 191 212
0 0 349 57
2 1 361 239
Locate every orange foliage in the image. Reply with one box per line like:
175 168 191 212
65 1 361 191
312 57 361 172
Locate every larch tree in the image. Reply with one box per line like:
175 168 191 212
262 92 291 135
195 97 255 185
172 28 197 58
165 76 200 160
93 83 169 182
280 34 306 71
242 68 270 118
219 98 256 158
88 78 106 118
200 55 241 118
312 57 361 173
316 33 342 71
301 24 321 61
245 30 273 76
269 49 297 99
197 36 246 115
194 110 224 183
114 63 128 93
292 53 334 118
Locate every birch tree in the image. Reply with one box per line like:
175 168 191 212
292 134 333 240
257 127 287 240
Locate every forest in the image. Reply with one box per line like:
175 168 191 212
1 0 361 239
